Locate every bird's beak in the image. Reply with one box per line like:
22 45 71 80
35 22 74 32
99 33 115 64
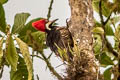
46 19 58 30
51 19 58 24
46 19 58 26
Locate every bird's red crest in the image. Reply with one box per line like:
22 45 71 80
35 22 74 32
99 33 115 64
32 19 46 32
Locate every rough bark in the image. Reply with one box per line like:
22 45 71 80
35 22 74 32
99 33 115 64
65 0 98 80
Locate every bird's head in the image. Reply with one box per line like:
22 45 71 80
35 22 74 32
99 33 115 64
32 19 58 32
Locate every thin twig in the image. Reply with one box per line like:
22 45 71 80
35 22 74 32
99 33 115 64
47 0 54 20
98 0 118 58
99 0 104 26
28 32 63 80
31 54 44 60
99 0 112 26
32 48 35 62
36 74 39 80
0 66 4 78
104 12 112 26
40 52 63 80
55 63 65 68
47 52 53 60
32 49 34 80
105 37 118 57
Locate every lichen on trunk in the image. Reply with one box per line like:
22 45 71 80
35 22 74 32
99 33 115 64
65 0 98 80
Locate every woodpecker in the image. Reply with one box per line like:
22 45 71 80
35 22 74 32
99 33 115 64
32 19 74 61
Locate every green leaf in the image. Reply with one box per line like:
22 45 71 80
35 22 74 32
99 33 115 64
94 19 114 36
110 16 120 24
94 20 102 27
112 0 120 13
18 17 43 37
114 25 120 50
15 37 33 80
116 25 120 32
115 25 120 39
93 34 102 55
12 13 30 34
6 35 18 71
106 16 120 28
92 0 111 17
0 3 6 33
10 56 28 80
114 37 119 50
0 0 8 4
19 31 47 55
105 25 114 36
92 0 99 13
31 31 47 51
103 67 112 80
92 27 104 34
0 37 3 67
100 52 114 67
101 2 111 17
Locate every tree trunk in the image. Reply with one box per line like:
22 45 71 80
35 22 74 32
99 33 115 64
65 0 98 80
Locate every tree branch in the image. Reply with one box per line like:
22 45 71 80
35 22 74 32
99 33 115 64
28 32 63 80
0 66 4 79
104 12 112 26
40 51 63 80
36 74 39 80
105 37 118 57
99 0 104 26
99 0 118 58
31 54 44 60
47 0 54 20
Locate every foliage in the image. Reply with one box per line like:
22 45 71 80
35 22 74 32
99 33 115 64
15 37 33 80
0 37 3 67
0 2 6 33
0 1 47 80
0 0 120 80
12 13 30 34
93 0 120 79
0 0 8 4
6 34 18 71
10 56 28 80
103 67 112 80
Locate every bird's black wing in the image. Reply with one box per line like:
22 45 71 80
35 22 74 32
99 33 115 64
46 27 74 59
46 27 61 55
